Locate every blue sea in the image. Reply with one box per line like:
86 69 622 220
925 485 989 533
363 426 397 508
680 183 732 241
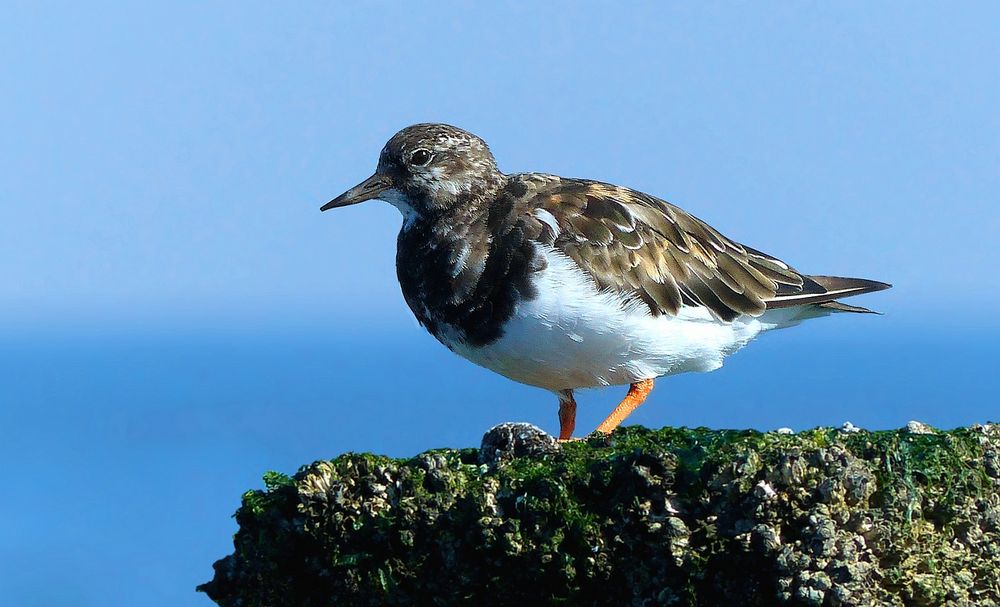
0 319 995 606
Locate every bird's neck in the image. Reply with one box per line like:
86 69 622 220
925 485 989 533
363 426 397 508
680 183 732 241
404 171 508 227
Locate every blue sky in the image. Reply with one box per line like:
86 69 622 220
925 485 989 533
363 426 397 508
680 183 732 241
1 3 999 606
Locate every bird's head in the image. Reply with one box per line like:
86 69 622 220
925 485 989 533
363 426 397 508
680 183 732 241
321 123 504 220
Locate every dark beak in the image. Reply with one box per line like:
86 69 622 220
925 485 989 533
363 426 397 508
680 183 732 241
320 173 392 211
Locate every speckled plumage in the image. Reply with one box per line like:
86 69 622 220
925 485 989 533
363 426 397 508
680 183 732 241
321 123 890 434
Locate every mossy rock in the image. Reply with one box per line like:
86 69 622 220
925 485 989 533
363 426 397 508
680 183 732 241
200 423 1000 607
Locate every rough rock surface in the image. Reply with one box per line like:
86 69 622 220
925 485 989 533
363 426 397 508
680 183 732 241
200 423 1000 606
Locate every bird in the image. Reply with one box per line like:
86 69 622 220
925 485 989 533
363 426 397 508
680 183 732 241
320 123 890 440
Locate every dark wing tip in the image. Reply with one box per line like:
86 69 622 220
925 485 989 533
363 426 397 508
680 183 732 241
818 301 882 314
767 274 891 310
808 275 892 294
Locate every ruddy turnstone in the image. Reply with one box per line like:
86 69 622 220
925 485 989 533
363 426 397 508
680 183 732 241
321 124 890 440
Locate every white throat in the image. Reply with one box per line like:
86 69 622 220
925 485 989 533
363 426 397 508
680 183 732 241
379 188 419 228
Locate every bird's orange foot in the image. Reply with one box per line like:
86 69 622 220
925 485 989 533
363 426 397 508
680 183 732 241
593 379 655 435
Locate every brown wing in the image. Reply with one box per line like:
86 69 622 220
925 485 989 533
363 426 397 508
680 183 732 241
523 176 820 322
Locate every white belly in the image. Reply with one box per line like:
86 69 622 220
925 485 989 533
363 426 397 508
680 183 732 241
444 246 819 391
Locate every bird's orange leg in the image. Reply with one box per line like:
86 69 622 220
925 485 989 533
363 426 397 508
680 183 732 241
557 389 576 441
594 379 655 435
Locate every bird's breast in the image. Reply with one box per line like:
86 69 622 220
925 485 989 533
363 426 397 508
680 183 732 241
395 220 540 348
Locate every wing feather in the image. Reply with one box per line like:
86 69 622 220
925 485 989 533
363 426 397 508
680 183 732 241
509 175 888 321
518 176 832 321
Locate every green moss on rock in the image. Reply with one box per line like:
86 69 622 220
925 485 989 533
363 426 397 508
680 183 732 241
200 423 1000 607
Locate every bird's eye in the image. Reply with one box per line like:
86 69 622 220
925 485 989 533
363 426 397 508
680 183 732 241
409 149 432 166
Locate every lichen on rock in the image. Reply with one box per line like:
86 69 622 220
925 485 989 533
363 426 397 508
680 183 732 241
199 422 1000 606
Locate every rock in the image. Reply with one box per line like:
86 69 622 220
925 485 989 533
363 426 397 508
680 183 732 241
753 479 778 500
840 421 862 433
478 422 559 465
199 424 1000 607
905 420 936 434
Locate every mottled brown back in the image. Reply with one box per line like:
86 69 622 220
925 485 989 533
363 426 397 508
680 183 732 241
509 174 879 322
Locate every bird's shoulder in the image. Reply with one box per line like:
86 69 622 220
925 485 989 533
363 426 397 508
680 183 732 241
500 173 813 322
